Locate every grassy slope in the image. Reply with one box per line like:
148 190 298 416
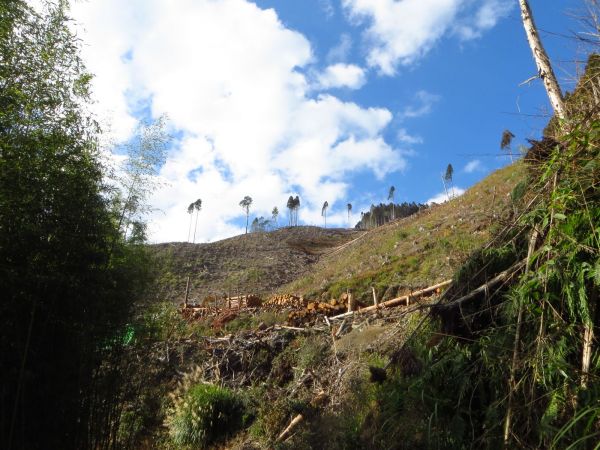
285 162 526 303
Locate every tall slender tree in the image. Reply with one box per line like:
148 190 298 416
239 196 253 233
501 129 516 162
286 196 294 226
191 199 202 243
272 206 279 228
321 201 329 228
388 186 396 220
186 202 194 242
519 0 566 121
443 164 454 200
347 203 352 226
293 195 300 226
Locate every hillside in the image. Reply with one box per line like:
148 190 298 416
153 161 525 306
285 162 526 303
152 226 362 303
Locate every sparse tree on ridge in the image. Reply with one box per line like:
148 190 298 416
293 195 300 226
347 203 352 227
239 196 253 233
442 164 454 201
286 196 294 226
191 198 202 243
272 206 279 228
186 202 194 242
322 201 329 228
388 186 396 220
501 129 516 162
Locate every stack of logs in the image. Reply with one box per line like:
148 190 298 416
264 294 308 308
287 293 354 326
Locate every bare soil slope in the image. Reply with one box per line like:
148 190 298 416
152 226 362 304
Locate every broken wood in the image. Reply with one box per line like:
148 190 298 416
372 286 379 308
276 391 327 442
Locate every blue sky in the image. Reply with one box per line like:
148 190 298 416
65 0 590 242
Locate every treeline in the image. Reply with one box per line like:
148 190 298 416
354 202 425 230
1 3 155 449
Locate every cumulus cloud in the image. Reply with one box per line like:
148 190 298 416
464 159 485 173
69 0 406 242
317 63 367 89
426 187 466 204
342 0 513 74
454 0 514 40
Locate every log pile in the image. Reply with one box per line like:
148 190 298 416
287 294 350 326
264 294 308 308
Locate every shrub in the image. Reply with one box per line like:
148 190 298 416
166 383 244 448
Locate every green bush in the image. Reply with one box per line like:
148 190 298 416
167 383 244 448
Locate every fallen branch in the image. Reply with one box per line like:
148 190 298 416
330 280 452 320
435 260 526 312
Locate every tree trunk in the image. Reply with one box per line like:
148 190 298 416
193 209 199 243
519 0 567 120
245 213 249 233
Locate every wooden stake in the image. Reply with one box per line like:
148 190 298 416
184 276 191 308
372 286 379 308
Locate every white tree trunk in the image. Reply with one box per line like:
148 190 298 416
519 0 567 120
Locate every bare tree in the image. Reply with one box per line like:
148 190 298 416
519 0 566 120
321 201 329 228
239 196 253 233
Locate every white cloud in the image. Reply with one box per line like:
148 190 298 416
317 63 367 89
399 90 440 120
464 159 484 173
327 33 353 62
397 128 423 145
342 0 513 75
70 0 406 242
454 0 514 40
426 187 466 204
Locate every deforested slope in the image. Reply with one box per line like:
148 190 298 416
152 226 362 303
285 162 526 303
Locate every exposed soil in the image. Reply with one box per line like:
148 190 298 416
151 226 362 304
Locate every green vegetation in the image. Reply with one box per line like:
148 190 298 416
0 2 154 448
166 382 245 448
